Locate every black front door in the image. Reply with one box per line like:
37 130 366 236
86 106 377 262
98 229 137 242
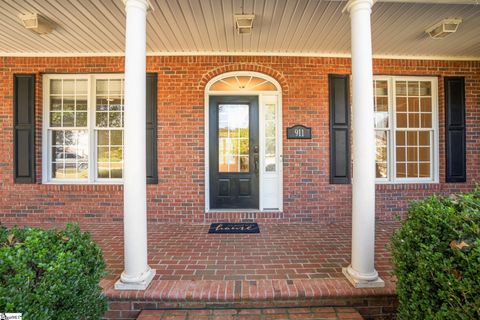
209 96 259 209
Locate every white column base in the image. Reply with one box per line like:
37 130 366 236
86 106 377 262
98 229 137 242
115 267 156 290
343 266 384 288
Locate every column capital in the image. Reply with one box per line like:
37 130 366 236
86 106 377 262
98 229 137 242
123 0 153 12
343 0 374 14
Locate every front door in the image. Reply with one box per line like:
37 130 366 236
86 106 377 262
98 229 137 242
209 96 259 209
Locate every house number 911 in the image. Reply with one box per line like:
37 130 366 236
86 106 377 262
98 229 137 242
287 125 312 139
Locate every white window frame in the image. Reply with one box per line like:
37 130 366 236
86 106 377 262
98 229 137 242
374 75 439 184
42 74 125 184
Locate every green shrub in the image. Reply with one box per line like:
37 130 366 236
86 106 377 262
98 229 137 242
391 189 480 320
0 224 107 319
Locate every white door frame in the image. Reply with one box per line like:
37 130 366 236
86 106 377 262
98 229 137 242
204 71 283 212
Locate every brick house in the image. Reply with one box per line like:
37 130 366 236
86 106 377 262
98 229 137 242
1 0 479 317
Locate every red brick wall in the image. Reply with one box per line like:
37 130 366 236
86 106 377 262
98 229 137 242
0 56 478 224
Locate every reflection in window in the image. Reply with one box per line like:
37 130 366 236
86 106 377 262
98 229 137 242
95 79 124 179
374 80 389 179
49 79 89 180
265 104 276 172
46 75 124 182
218 104 249 173
51 130 88 179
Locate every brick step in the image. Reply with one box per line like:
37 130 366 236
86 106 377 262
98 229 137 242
103 278 397 319
136 307 364 320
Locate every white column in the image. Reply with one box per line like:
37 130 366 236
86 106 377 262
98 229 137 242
342 0 384 288
115 0 155 290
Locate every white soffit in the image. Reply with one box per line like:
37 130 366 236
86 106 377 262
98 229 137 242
0 0 479 59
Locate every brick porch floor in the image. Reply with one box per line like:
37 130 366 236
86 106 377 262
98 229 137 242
8 221 399 319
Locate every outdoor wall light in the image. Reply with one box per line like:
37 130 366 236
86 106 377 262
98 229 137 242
425 18 462 39
19 13 55 35
234 14 255 34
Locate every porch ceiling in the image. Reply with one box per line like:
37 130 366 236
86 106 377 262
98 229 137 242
0 0 479 59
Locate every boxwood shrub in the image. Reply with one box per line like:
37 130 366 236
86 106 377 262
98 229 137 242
0 224 107 319
391 189 480 320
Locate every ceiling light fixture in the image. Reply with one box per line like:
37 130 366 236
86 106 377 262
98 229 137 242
234 14 255 34
425 18 462 39
19 13 55 35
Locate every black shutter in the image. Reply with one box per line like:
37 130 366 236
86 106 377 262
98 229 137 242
146 73 158 184
329 74 350 184
445 77 466 182
13 74 36 183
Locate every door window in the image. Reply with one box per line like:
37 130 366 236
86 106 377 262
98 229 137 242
218 104 249 173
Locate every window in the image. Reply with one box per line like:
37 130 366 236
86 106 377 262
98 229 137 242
373 76 438 183
43 74 124 183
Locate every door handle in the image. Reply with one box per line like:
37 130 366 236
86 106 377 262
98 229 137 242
254 155 259 174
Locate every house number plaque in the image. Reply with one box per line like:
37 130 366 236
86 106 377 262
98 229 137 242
287 125 312 139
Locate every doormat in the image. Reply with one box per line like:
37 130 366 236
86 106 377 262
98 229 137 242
208 222 260 234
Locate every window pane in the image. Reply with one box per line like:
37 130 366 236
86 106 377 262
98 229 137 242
374 81 389 129
63 112 74 127
76 97 88 111
265 156 276 172
218 104 249 173
395 130 432 179
50 112 61 127
396 163 406 178
96 80 108 95
419 131 430 145
407 163 419 178
96 112 108 127
51 80 62 94
63 96 75 111
77 80 88 94
95 79 125 134
96 130 123 179
63 80 75 95
111 130 123 145
419 163 430 177
50 80 88 128
396 81 407 96
396 97 407 112
76 112 87 127
408 82 419 96
266 138 276 156
265 103 277 172
420 97 432 112
50 130 88 180
210 76 276 91
109 112 122 127
396 113 407 128
374 80 388 96
375 130 388 178
407 97 419 112
50 97 62 111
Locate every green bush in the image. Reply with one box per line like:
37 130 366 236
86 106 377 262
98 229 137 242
391 189 480 320
0 224 107 319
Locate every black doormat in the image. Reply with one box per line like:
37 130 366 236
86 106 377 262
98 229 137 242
208 222 260 234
